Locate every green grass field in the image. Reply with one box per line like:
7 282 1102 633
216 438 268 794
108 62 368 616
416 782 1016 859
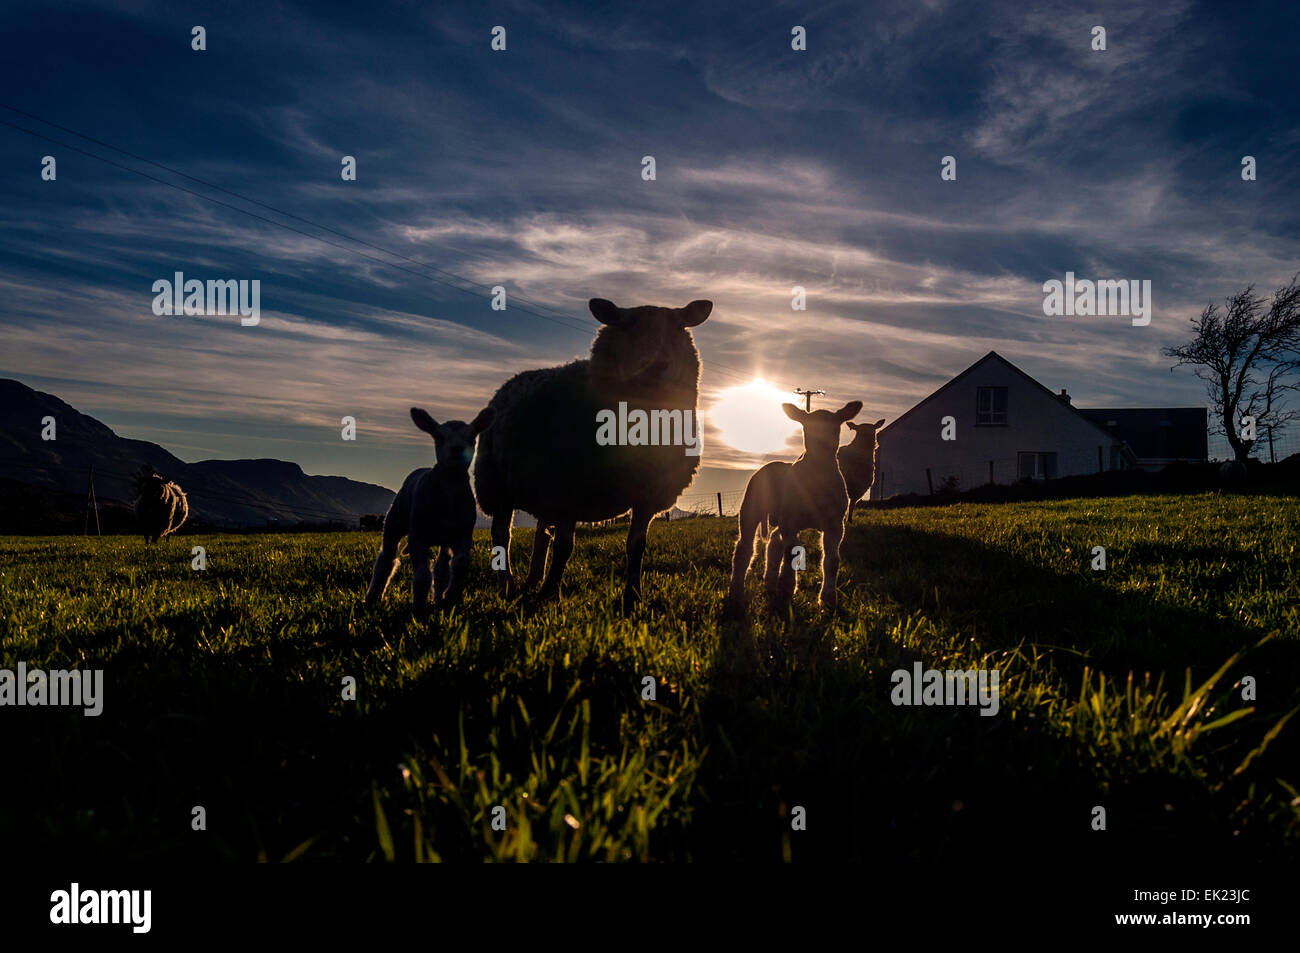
2 492 1297 864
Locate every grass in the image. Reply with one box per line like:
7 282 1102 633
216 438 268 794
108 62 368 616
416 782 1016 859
1 491 1297 864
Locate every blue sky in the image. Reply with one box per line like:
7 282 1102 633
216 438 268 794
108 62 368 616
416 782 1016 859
2 0 1297 495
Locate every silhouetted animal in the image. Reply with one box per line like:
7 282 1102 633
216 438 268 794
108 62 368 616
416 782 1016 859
365 406 494 619
133 464 188 542
474 297 711 609
727 400 863 612
838 417 885 519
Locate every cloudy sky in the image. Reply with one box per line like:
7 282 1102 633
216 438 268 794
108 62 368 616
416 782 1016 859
2 0 1297 498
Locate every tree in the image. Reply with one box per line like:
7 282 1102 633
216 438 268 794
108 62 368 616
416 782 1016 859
1163 275 1300 463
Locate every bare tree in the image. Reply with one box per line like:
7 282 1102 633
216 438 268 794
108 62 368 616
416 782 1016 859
1163 275 1300 463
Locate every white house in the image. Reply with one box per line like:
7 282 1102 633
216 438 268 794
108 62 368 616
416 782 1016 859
870 351 1186 499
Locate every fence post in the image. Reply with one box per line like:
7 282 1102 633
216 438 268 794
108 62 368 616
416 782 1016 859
926 468 934 496
717 492 723 517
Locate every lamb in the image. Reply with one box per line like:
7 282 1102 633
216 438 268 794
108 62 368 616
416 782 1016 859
473 296 712 609
133 464 188 542
365 406 494 620
837 417 885 520
726 400 863 613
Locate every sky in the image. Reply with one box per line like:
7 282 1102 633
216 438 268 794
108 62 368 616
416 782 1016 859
2 0 1298 500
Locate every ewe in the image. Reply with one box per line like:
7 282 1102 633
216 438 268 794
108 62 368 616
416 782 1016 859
727 400 863 612
365 406 494 620
133 464 188 542
474 297 711 608
837 417 885 520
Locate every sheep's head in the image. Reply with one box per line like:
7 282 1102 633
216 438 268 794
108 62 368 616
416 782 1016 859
588 297 711 391
845 417 886 451
410 406 494 469
783 401 864 456
134 464 167 497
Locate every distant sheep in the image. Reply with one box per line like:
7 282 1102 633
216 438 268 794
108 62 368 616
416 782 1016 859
133 464 188 542
365 406 494 619
727 400 863 612
837 417 885 519
473 297 712 608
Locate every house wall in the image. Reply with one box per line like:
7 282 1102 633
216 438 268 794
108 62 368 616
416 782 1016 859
872 359 1118 498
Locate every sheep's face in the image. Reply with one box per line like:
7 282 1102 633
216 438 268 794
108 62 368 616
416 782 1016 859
134 468 167 499
845 418 886 451
410 406 495 469
783 401 865 456
588 297 712 387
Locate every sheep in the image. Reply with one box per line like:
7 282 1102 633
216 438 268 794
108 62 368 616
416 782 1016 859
473 296 712 609
133 464 189 542
837 417 885 520
365 406 494 620
726 400 863 613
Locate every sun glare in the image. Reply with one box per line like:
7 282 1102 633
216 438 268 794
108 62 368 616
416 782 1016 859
710 378 800 454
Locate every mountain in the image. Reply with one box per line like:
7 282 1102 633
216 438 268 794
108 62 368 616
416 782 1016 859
0 379 394 530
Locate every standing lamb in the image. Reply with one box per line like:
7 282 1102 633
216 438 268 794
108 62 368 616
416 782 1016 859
133 464 189 542
473 296 712 609
837 417 885 520
726 400 863 613
365 406 494 620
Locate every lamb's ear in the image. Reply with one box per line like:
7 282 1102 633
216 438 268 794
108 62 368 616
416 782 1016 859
781 402 807 423
873 418 886 429
679 299 712 327
410 407 440 436
589 298 623 325
470 406 495 435
836 400 864 422
846 421 860 431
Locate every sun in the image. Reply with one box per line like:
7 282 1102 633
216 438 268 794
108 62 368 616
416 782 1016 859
710 379 800 454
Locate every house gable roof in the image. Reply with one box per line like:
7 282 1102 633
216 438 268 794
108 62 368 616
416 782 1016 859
880 351 1119 444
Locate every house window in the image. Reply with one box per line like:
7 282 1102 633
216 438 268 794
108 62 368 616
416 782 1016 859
976 386 1008 425
1017 451 1057 480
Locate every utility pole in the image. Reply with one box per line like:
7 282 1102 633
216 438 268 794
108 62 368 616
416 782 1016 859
792 388 824 412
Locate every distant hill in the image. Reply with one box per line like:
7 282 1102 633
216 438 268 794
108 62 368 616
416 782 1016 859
0 379 394 530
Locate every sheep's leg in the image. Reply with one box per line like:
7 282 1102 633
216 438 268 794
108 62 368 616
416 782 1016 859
490 511 518 597
523 524 552 590
431 546 451 609
537 520 576 602
441 534 473 610
763 528 784 598
727 514 759 606
622 507 654 611
775 532 799 606
819 519 844 609
365 511 405 604
410 541 434 622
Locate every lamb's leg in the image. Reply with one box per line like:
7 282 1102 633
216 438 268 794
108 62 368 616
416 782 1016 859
819 519 845 609
763 528 784 599
490 511 518 597
537 519 576 602
441 534 473 610
431 546 451 609
623 506 654 611
410 541 433 622
775 531 799 606
365 509 405 604
727 510 759 606
524 524 552 590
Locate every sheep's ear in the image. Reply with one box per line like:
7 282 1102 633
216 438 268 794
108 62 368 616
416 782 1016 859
846 421 860 431
410 407 440 436
470 406 495 435
679 299 712 327
781 403 807 422
836 400 864 423
589 298 623 325
873 418 886 429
